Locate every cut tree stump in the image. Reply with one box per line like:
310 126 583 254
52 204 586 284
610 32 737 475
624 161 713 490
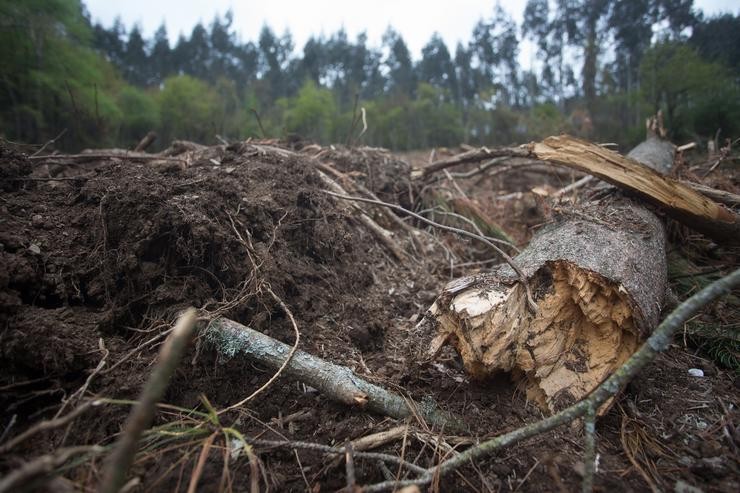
426 137 675 413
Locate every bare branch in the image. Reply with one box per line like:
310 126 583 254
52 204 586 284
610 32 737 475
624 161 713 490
99 308 198 493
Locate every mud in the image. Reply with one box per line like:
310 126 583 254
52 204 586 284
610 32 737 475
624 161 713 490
0 141 737 492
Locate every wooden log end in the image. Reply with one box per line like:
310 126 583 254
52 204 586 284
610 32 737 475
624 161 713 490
431 260 642 413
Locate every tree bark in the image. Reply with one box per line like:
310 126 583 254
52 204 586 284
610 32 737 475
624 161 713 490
425 137 675 413
530 135 740 245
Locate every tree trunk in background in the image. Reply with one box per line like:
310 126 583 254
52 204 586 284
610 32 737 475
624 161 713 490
425 137 673 413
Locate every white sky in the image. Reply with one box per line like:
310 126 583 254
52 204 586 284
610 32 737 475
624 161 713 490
85 0 738 62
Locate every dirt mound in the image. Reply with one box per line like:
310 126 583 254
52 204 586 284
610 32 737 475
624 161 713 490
0 145 32 190
0 140 737 492
0 141 449 490
307 144 414 208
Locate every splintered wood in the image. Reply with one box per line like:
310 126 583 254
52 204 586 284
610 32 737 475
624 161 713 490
425 135 676 414
430 261 641 412
531 135 740 245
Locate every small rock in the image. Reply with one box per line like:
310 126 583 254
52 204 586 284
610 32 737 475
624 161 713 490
32 214 43 226
28 243 41 255
688 368 704 377
224 167 236 173
674 480 703 493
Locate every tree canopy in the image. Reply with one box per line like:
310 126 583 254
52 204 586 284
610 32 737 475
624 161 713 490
0 0 737 151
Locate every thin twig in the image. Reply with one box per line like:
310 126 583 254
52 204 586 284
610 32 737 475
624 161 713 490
413 146 530 179
56 338 108 418
250 108 266 138
0 400 101 455
251 438 427 476
31 128 68 157
346 93 360 146
582 403 596 493
0 445 104 493
186 432 217 493
345 442 357 490
422 207 518 251
325 191 537 313
99 308 198 493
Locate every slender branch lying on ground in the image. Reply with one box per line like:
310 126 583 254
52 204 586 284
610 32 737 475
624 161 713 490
447 157 509 179
324 190 537 313
0 399 102 455
30 128 68 157
206 317 465 432
133 131 157 152
360 267 740 492
55 338 108 418
552 175 594 198
317 171 408 262
582 403 597 493
680 180 740 208
217 286 300 415
249 438 428 476
315 161 418 236
412 146 530 179
99 308 198 493
0 445 104 493
420 206 519 251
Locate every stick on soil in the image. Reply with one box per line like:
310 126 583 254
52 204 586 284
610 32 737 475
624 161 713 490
206 318 465 432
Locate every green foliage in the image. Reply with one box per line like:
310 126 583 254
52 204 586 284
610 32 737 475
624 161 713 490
0 1 737 151
640 41 740 140
158 75 221 144
278 80 337 142
0 0 123 148
526 103 570 139
116 87 159 146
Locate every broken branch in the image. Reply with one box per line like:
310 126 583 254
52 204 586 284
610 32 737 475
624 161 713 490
531 135 740 244
206 318 464 432
99 308 198 493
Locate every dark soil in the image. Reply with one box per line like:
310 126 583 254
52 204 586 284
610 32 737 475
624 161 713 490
0 140 738 492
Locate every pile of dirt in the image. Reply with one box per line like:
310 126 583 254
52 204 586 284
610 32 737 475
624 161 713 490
0 140 737 492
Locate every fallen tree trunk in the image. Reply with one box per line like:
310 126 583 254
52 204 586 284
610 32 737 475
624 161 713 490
426 137 674 413
417 135 740 245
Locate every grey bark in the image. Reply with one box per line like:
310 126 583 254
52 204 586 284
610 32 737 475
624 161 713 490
207 318 464 431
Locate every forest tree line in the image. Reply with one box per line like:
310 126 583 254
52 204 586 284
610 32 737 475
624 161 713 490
1 0 739 151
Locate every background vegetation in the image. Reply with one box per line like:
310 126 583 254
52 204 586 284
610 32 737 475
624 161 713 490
1 0 738 151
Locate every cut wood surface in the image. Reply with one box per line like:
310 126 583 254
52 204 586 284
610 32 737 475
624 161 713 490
426 136 675 413
530 135 740 244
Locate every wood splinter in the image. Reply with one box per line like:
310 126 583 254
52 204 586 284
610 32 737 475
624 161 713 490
425 135 675 413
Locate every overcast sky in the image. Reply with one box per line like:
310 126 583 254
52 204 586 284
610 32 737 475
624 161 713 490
85 0 738 61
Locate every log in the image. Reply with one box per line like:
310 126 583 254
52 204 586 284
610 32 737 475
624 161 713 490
425 137 675 413
530 135 740 245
